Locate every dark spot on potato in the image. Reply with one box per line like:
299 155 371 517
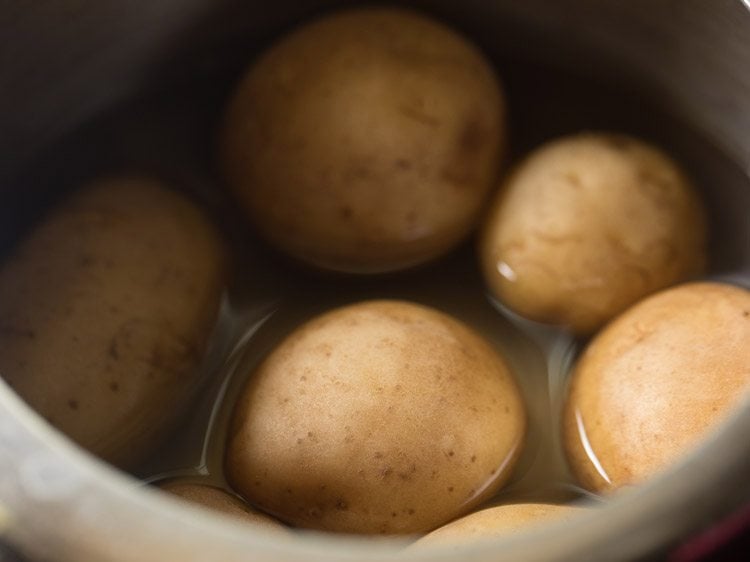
108 340 119 360
254 480 261 487
447 486 454 492
391 512 397 517
459 119 486 154
603 135 632 150
347 166 371 181
448 450 454 457
299 375 307 381
471 455 477 463
395 158 412 170
335 498 348 510
504 406 510 414
408 508 415 515
743 310 749 318
339 205 353 220
564 172 582 187
77 255 96 267
67 399 79 411
307 507 322 519
374 451 384 459
109 381 119 393
286 488 292 494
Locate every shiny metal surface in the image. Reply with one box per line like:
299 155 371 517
0 1 748 561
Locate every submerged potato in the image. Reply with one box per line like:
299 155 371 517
480 132 707 334
221 7 505 273
413 503 586 546
0 178 226 467
563 282 750 492
226 300 525 534
160 482 288 532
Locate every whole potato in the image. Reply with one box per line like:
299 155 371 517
0 178 226 467
413 503 587 546
480 132 707 334
221 7 506 273
160 481 288 532
563 282 750 492
226 300 526 534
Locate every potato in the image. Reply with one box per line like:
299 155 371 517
221 7 506 273
563 282 750 492
159 481 288 532
413 503 586 546
0 178 226 467
480 132 707 334
225 300 525 534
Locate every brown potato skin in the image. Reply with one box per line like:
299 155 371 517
480 132 707 334
226 300 526 534
0 178 226 467
160 482 288 532
563 282 750 492
413 503 586 545
221 7 505 273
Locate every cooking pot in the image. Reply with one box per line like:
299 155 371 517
0 1 748 561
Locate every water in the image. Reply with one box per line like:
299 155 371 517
4 41 748 524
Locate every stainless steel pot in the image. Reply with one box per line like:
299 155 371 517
0 1 749 561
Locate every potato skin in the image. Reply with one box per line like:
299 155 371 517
160 482 288 532
413 503 586 545
480 132 707 334
0 178 226 467
226 300 525 534
563 282 750 492
221 7 505 273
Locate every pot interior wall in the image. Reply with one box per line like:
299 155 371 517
0 1 748 562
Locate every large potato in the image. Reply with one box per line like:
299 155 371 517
480 133 707 334
221 7 506 273
563 282 750 492
159 481 288 533
226 300 526 534
0 178 226 467
413 503 586 546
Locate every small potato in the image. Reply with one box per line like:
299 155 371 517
480 132 707 334
0 178 226 467
160 482 288 532
563 282 750 492
226 300 525 534
413 503 587 546
221 7 506 273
